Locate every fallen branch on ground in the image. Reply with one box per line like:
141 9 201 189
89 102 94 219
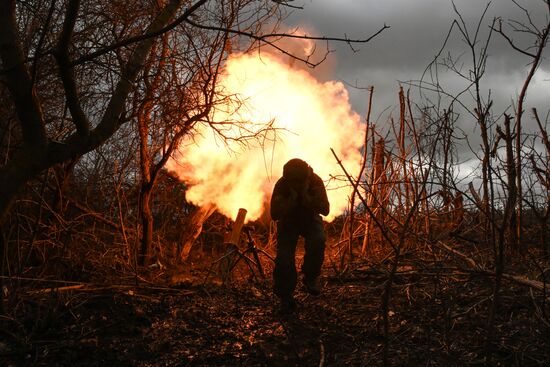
435 241 549 297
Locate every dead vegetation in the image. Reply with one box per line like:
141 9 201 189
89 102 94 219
0 235 549 366
2 80 550 365
2 1 550 366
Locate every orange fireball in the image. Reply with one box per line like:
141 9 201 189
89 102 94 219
167 51 364 222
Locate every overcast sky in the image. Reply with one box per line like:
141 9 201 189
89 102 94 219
284 0 549 113
281 0 550 182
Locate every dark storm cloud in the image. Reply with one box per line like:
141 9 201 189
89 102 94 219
287 0 541 70
285 0 549 118
282 0 550 187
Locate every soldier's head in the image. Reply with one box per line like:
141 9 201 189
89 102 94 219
283 158 311 189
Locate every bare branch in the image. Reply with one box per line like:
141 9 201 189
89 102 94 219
492 18 537 58
0 0 47 146
30 0 56 84
533 108 550 154
184 18 389 67
70 0 208 66
271 0 303 10
55 0 90 137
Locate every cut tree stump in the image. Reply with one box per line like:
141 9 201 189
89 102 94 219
219 208 247 282
179 204 216 262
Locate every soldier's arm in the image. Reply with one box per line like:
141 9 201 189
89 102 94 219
303 174 330 216
270 179 297 220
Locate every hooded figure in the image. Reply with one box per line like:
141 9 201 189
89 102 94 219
270 158 329 313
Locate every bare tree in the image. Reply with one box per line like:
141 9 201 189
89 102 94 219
131 17 231 265
493 0 550 251
0 0 388 310
0 0 389 225
0 0 188 221
408 1 550 363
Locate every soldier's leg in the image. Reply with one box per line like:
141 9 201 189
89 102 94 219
273 221 299 300
302 216 326 284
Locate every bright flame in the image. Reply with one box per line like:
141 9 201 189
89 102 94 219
166 51 364 222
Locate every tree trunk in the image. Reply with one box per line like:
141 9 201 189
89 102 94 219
179 204 216 261
485 114 516 363
0 0 185 224
138 186 154 266
362 138 386 254
0 222 5 314
0 148 47 222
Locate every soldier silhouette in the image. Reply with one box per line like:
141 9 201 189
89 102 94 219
270 158 330 313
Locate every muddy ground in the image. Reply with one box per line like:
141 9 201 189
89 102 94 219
1 245 549 366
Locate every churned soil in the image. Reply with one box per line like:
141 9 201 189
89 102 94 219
1 249 549 366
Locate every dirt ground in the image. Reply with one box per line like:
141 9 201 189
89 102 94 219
1 245 550 367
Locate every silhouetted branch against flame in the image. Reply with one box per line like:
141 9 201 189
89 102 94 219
65 1 389 69
71 0 209 66
185 19 390 68
271 0 304 10
330 147 395 248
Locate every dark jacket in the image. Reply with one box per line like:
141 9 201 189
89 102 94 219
270 172 330 221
